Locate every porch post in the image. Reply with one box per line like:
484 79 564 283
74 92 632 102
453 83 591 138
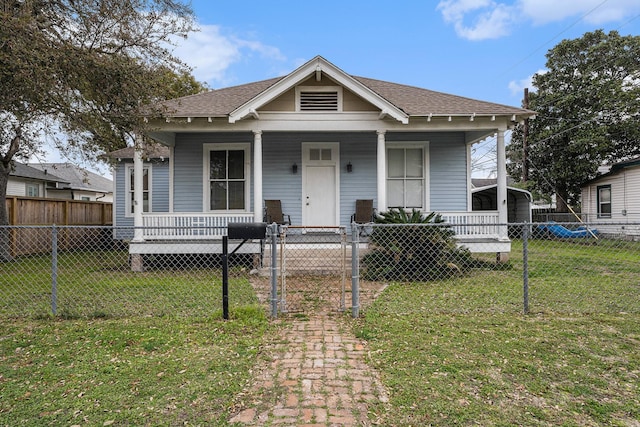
496 129 508 241
376 130 386 213
253 130 263 223
132 136 144 242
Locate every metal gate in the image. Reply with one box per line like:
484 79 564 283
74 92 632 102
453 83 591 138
272 225 348 314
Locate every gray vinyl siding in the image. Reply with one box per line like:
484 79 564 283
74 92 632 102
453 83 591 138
428 134 468 212
262 133 302 224
339 133 377 225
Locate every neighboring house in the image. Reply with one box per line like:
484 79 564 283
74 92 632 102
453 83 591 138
7 162 69 198
28 163 113 202
471 178 532 224
125 55 534 260
581 157 640 237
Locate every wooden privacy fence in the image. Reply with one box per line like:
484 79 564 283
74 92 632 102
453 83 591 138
4 196 113 257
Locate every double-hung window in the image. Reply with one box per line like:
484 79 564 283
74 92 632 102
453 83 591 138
205 144 250 211
597 185 611 218
26 183 39 197
387 147 425 209
126 165 151 216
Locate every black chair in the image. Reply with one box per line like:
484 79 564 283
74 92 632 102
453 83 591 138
351 199 375 224
264 200 291 225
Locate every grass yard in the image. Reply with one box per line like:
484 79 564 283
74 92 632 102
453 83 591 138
2 236 640 425
0 307 275 426
0 250 257 318
356 238 640 426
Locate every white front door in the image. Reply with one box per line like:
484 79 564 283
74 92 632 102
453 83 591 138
302 143 339 226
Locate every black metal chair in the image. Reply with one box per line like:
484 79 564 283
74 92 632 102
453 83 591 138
351 199 375 236
264 200 291 225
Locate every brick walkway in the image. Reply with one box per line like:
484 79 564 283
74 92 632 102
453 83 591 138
229 313 389 426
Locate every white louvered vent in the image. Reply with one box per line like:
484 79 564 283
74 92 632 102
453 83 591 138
299 91 339 111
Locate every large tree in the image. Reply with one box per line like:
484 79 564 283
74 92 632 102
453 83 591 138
0 0 201 224
507 30 640 212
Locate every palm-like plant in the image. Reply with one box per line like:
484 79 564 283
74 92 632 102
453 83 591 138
362 208 473 281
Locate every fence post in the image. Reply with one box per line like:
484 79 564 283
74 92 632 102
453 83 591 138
51 225 58 316
351 224 360 318
270 223 278 318
522 223 529 315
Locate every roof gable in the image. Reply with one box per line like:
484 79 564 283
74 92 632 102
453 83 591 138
228 56 409 124
154 55 535 125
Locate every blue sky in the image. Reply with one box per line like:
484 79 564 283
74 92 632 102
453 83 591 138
38 0 640 177
165 0 640 177
178 0 640 109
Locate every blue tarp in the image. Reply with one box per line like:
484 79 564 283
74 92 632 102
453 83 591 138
537 221 598 238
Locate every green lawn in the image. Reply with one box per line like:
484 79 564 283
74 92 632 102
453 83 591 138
0 308 275 426
2 238 639 425
0 250 257 318
356 238 640 426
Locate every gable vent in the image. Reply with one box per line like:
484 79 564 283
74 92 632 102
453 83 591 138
299 91 339 111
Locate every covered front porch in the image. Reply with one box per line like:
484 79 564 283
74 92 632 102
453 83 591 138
128 210 509 257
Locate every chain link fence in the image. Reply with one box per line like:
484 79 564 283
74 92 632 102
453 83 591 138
0 226 257 319
1 222 639 319
352 221 640 316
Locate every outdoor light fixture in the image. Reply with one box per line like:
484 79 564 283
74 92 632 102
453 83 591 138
292 163 298 174
346 162 353 173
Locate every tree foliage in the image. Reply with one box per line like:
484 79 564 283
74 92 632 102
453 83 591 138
507 30 640 212
0 0 205 230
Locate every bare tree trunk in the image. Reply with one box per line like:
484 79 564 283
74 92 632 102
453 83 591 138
555 186 569 213
0 161 13 261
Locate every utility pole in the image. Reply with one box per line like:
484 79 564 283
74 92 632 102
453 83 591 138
523 88 529 183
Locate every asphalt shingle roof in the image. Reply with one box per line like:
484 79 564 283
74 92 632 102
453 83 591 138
11 162 68 184
28 163 112 193
157 74 529 118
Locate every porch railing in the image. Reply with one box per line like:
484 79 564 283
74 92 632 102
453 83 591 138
440 211 501 239
142 213 255 240
139 211 504 241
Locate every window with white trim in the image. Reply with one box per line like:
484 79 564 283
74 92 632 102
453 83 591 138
387 147 425 209
125 165 151 216
204 144 250 211
597 185 611 218
26 183 39 197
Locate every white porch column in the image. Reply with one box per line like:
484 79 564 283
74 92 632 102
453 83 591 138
376 130 387 213
132 137 144 242
496 129 509 241
253 130 263 223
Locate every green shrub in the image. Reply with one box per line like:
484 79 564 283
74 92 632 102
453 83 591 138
362 209 474 281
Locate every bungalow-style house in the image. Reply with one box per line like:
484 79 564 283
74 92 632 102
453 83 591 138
125 55 535 264
581 157 640 237
7 162 69 198
28 163 113 202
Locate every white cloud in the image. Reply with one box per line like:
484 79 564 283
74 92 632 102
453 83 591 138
171 24 285 87
438 0 640 40
508 69 547 96
437 0 518 40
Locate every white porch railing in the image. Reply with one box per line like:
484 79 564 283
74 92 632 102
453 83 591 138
142 213 255 240
440 211 501 239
